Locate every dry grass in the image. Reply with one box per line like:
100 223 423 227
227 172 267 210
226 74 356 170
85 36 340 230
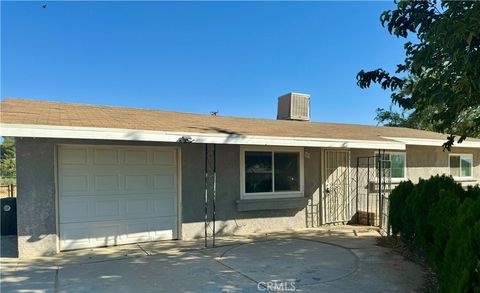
0 186 16 198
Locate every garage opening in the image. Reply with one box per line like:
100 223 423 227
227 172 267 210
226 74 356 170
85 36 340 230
57 145 179 250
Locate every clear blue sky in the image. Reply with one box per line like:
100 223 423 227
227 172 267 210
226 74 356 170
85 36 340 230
1 1 405 125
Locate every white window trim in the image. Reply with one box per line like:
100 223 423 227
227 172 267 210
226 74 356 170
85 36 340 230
377 151 407 183
240 146 305 200
449 153 474 180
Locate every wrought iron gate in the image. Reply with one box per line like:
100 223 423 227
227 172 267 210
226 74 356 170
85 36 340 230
322 150 351 224
351 153 392 233
322 150 392 233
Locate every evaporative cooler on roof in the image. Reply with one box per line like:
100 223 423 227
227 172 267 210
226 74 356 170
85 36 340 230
277 92 310 121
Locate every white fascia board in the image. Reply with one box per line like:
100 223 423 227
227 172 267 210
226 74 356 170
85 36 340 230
384 137 480 149
0 123 406 150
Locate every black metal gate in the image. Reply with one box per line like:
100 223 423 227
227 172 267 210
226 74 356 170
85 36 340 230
351 152 392 233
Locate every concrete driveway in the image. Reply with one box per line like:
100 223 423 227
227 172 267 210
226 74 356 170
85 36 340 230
0 226 424 292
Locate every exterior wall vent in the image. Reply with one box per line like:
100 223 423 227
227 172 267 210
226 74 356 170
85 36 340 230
277 92 310 121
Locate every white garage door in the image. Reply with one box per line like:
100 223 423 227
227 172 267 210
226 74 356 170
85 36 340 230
58 145 178 250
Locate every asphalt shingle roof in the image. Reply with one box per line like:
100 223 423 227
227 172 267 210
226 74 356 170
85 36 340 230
0 98 464 142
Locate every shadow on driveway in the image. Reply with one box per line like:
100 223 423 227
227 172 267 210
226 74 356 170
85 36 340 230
1 235 18 258
0 226 425 292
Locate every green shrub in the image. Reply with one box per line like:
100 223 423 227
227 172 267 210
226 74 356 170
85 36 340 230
389 180 414 236
388 175 480 292
427 189 460 269
439 196 480 292
465 185 480 200
408 176 464 248
400 189 417 243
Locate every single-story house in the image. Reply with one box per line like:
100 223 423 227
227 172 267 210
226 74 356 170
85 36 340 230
1 94 479 258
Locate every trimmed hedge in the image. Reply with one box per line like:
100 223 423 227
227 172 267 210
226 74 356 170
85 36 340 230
389 175 480 292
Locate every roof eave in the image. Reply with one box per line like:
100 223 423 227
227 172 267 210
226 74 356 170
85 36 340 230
384 137 480 149
0 123 406 150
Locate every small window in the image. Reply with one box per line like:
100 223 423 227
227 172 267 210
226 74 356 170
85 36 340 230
242 148 303 199
274 152 300 192
245 152 273 193
450 154 473 178
377 153 406 179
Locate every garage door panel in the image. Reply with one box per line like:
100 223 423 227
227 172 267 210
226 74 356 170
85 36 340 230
153 198 176 216
124 150 149 165
93 149 119 165
60 168 172 174
95 199 121 217
61 225 91 243
59 148 88 165
60 175 89 194
58 145 178 250
151 219 176 238
94 224 121 242
60 198 89 221
125 174 150 191
60 217 176 249
125 198 150 215
126 222 150 240
153 151 175 165
61 195 175 224
153 174 176 190
94 175 120 192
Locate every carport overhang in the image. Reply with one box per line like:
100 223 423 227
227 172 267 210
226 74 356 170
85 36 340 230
1 123 408 150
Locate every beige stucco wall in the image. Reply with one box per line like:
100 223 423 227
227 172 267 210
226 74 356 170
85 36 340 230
405 145 480 186
350 146 480 187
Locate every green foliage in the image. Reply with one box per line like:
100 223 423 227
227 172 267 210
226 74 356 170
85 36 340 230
427 189 460 269
389 175 480 292
1 137 16 178
465 185 480 200
440 197 480 292
409 176 464 249
388 180 413 236
358 1 480 149
375 108 408 127
374 107 437 132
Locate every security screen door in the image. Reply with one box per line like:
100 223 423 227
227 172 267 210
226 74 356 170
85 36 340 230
323 150 351 224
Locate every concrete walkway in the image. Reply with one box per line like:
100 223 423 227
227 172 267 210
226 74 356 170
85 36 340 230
0 226 425 292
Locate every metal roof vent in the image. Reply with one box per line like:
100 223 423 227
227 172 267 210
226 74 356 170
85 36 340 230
277 92 310 121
